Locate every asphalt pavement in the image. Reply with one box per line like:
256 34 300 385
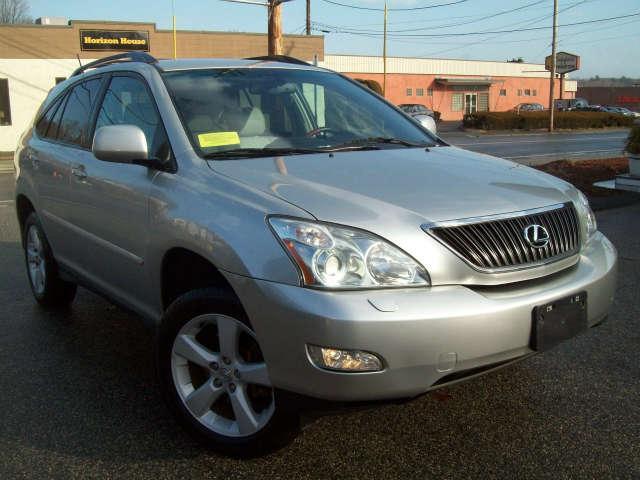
0 176 639 479
440 129 629 165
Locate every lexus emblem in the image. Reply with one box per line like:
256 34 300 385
523 224 550 248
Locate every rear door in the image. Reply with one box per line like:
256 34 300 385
66 73 173 315
28 77 103 270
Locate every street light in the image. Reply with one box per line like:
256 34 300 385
220 0 294 55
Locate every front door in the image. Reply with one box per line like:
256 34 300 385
67 73 173 316
464 93 477 114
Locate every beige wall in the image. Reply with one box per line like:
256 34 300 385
0 20 324 61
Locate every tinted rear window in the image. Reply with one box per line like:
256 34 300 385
57 78 102 147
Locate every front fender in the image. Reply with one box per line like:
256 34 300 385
146 165 310 313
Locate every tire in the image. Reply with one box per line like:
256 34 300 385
23 212 77 308
157 288 300 457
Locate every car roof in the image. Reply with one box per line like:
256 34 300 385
156 57 326 72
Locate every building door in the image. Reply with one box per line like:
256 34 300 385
464 93 477 114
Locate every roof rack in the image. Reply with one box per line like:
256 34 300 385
245 55 310 66
71 52 158 77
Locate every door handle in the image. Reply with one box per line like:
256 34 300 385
71 164 87 180
28 151 40 169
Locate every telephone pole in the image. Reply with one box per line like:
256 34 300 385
548 0 558 132
306 0 311 35
382 1 388 97
221 0 292 56
268 1 283 54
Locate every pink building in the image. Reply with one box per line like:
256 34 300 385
322 55 577 121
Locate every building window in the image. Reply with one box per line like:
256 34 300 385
416 88 424 97
478 93 489 112
532 89 538 96
517 89 523 96
452 93 464 112
524 89 531 96
0 78 11 126
499 89 507 96
406 88 413 96
55 77 66 85
427 88 433 96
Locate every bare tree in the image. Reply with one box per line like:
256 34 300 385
0 0 32 24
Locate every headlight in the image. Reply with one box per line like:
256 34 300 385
576 190 597 241
269 217 430 289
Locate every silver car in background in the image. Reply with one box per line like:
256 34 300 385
14 53 617 456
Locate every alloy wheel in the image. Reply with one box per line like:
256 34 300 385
170 314 275 438
26 225 46 295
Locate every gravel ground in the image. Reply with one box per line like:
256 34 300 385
0 179 638 479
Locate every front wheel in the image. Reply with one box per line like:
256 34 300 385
157 288 299 456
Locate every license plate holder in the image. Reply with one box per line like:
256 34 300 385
531 292 588 351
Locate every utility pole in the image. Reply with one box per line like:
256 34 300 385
306 0 311 35
221 0 292 56
383 1 387 97
548 0 558 132
268 0 283 55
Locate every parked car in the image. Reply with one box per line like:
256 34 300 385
398 103 438 134
604 106 639 117
574 105 607 112
514 102 544 112
398 103 434 117
554 98 589 111
14 53 617 456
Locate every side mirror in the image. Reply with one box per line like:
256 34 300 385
413 114 437 135
92 124 149 165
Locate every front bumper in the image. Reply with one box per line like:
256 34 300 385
227 232 617 401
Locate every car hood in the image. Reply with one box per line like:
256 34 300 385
208 146 576 231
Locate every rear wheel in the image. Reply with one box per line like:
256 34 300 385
23 212 77 308
158 288 299 456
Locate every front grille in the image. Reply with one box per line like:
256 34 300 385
425 203 580 272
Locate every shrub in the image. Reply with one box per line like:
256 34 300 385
354 78 383 96
463 111 635 130
625 125 640 155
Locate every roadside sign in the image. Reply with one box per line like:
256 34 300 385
545 51 580 74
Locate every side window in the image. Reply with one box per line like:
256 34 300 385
301 83 325 128
35 94 66 139
0 78 11 126
95 76 171 162
57 78 102 146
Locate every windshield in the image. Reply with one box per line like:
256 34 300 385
162 68 437 158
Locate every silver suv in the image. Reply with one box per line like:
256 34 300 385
14 53 617 455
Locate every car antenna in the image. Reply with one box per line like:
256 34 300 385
76 53 82 68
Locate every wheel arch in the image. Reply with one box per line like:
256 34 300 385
160 247 245 314
15 194 36 244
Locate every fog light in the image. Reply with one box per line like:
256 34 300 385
307 344 383 372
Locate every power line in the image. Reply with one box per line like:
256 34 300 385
416 0 590 55
318 0 470 12
322 0 548 34
416 0 594 55
318 11 639 38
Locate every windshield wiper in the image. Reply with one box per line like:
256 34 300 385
202 147 330 159
330 136 434 150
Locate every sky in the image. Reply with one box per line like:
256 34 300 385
27 0 640 78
